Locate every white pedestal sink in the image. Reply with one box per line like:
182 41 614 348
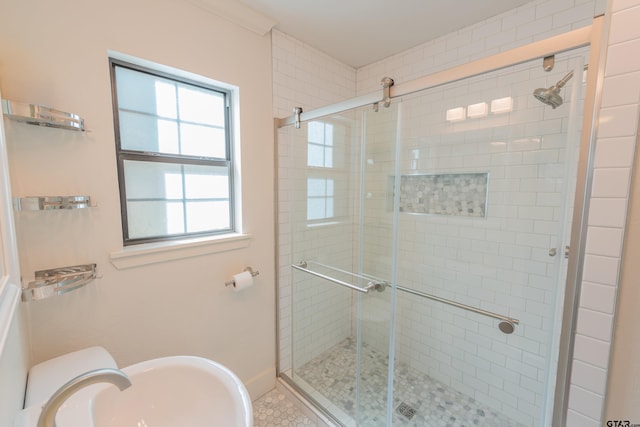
40 356 253 427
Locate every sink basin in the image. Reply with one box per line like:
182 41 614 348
55 356 253 427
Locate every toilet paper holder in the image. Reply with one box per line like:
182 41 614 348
225 267 259 288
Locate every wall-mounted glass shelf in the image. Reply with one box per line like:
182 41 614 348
1 99 85 131
22 263 97 301
13 196 93 211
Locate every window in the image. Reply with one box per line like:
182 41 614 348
307 178 334 220
306 120 341 222
110 59 235 245
307 121 333 168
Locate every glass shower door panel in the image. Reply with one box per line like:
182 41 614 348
288 110 376 425
287 103 401 426
389 53 587 427
353 105 399 426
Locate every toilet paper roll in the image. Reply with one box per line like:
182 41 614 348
232 271 254 292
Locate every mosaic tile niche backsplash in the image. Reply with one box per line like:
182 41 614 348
398 173 488 217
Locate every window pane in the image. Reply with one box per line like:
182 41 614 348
119 111 179 153
163 172 184 200
326 179 334 196
307 178 327 197
123 160 184 199
123 160 232 240
116 67 177 118
127 200 184 239
155 81 177 119
326 198 334 217
308 121 324 143
178 85 225 126
307 198 326 220
180 123 226 158
186 201 230 232
324 147 333 168
120 113 226 158
308 144 325 167
184 165 229 199
307 177 335 221
119 111 156 152
124 161 230 200
307 121 334 168
325 124 334 146
158 120 180 154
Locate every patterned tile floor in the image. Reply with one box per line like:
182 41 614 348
293 338 526 427
253 387 319 427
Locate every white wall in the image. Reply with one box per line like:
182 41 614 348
0 0 276 400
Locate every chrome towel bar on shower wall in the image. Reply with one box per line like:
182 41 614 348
291 260 519 334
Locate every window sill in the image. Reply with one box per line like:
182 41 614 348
307 220 341 228
109 233 252 270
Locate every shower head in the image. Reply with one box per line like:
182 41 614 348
533 85 565 109
533 64 589 108
533 69 575 109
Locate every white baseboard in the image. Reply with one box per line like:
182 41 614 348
245 366 276 400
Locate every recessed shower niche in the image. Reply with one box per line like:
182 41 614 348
397 172 488 217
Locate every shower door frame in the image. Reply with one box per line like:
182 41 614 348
275 14 606 427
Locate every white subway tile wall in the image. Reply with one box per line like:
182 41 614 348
273 0 640 425
274 29 357 372
567 1 640 424
356 1 605 95
272 30 357 119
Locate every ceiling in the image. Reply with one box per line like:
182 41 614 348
238 0 536 68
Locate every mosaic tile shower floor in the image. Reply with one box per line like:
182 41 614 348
294 338 526 427
253 387 318 426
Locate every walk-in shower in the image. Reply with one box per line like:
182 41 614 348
276 20 602 427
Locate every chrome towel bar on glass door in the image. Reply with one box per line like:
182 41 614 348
291 261 381 294
291 260 519 333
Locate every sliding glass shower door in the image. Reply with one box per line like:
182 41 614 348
280 49 588 427
387 53 586 427
285 103 399 426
